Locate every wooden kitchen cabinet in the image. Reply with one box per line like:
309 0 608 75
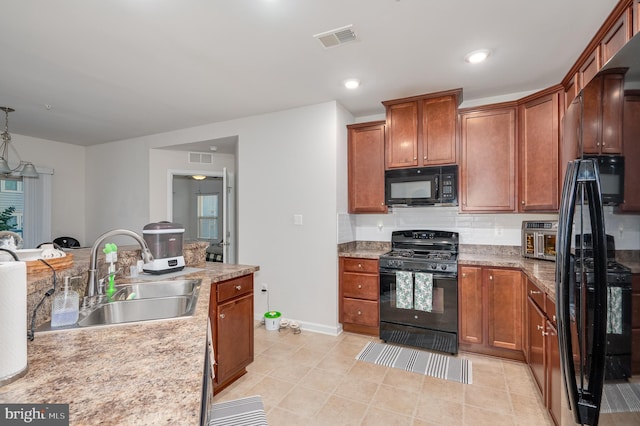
518 88 561 212
209 274 254 392
347 121 387 213
525 279 561 426
600 7 632 65
339 257 380 336
383 89 461 169
581 70 625 155
620 90 640 212
459 105 517 212
578 47 601 92
560 97 581 194
459 265 523 360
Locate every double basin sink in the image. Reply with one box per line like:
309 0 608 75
39 279 202 331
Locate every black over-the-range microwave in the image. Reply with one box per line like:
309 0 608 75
385 165 458 206
584 155 624 205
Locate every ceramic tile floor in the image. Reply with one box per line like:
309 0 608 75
212 322 553 425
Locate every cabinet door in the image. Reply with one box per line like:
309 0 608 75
620 91 640 212
421 96 456 165
215 294 254 387
460 107 516 212
560 97 581 192
546 320 562 426
578 47 601 91
601 9 632 64
518 91 560 211
582 74 603 154
527 297 546 394
486 268 523 351
347 122 387 213
601 73 625 153
459 266 484 345
386 102 418 169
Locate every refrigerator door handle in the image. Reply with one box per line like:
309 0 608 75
556 159 608 426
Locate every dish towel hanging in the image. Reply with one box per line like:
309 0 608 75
607 287 623 334
395 271 413 309
414 272 433 312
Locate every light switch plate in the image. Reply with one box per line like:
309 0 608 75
293 214 303 225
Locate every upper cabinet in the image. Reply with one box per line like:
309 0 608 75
601 7 633 64
347 121 387 214
459 105 517 212
518 88 562 212
581 70 625 154
620 91 640 212
383 89 461 169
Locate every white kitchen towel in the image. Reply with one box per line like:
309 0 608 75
414 272 433 312
607 287 623 334
0 262 28 384
395 271 413 309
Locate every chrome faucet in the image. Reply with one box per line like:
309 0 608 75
86 229 154 298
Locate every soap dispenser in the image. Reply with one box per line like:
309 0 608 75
51 276 79 327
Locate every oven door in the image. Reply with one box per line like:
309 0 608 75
379 269 458 332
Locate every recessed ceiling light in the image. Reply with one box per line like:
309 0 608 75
344 79 360 89
465 49 491 64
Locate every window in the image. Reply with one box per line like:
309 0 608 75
1 179 23 193
197 193 219 240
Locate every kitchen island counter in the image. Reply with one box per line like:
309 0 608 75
0 262 259 425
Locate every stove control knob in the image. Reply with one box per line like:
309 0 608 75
441 265 447 271
430 264 437 270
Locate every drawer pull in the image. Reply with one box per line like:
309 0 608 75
529 290 541 295
358 263 363 269
235 285 242 291
220 313 225 319
358 284 362 289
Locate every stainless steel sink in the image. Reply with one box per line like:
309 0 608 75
36 278 201 332
112 279 200 300
77 295 197 327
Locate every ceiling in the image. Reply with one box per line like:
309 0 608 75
0 0 619 148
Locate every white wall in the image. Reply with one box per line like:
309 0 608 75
13 134 86 245
84 101 345 334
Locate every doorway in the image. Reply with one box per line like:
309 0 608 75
168 170 236 264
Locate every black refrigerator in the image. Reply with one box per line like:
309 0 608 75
555 34 640 425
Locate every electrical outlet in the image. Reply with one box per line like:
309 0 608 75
261 283 268 292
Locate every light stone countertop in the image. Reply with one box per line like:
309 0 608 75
0 261 259 425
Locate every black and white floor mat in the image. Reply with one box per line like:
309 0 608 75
208 395 267 426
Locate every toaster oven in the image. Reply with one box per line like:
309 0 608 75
521 221 557 261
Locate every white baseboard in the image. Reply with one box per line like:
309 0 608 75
253 314 342 336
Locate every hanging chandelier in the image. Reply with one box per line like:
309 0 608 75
0 107 39 178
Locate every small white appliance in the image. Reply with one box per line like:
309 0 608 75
142 221 185 274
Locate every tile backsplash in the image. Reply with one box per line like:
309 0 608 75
341 206 640 249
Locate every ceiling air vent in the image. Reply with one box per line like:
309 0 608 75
188 152 213 165
313 25 358 49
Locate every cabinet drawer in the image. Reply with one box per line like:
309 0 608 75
342 258 378 274
527 280 545 311
343 273 379 300
217 275 253 303
343 298 378 327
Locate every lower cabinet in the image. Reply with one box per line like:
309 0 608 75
339 257 380 336
209 274 254 392
526 279 561 426
458 265 523 360
632 273 640 374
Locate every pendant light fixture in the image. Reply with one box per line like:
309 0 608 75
0 107 39 178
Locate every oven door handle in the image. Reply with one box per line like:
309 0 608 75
379 269 457 281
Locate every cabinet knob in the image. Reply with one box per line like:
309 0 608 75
489 275 493 280
529 290 541 295
358 263 363 268
413 157 417 160
423 156 427 160
597 142 600 147
462 273 467 278
542 331 549 336
220 313 225 319
235 285 242 291
552 315 556 322
381 202 385 206
358 284 362 289
537 325 544 330
521 200 525 205
357 311 362 315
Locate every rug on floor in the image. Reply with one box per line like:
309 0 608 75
355 341 472 384
208 395 268 426
601 382 640 413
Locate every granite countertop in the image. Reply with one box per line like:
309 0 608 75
0 261 259 425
